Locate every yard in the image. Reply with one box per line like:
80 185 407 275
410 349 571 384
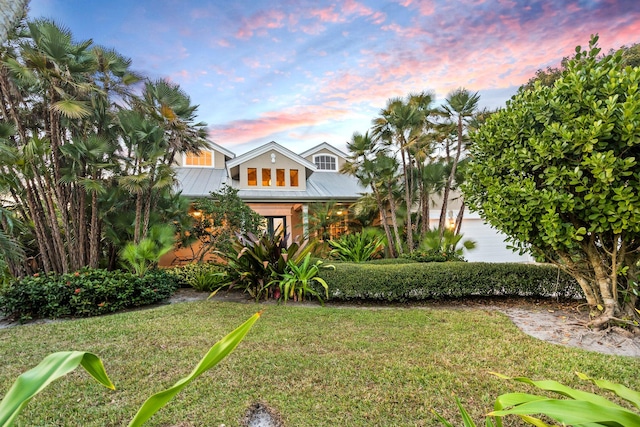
1 300 638 426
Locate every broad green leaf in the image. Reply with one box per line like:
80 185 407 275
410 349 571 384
491 373 625 409
0 351 114 427
128 311 261 426
489 399 640 426
576 372 640 410
51 99 92 119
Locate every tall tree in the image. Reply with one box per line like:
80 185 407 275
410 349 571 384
342 131 397 257
464 36 640 331
438 88 479 237
372 91 434 250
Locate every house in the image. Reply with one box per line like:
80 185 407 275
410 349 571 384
168 139 532 264
163 141 366 264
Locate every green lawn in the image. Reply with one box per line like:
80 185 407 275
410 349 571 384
0 301 638 426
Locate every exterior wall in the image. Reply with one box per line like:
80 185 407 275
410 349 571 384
213 149 226 169
428 212 534 263
248 202 303 244
304 148 346 171
238 150 307 190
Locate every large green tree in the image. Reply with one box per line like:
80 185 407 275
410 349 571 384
464 36 640 330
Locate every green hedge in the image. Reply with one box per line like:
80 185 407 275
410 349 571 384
0 268 179 321
317 262 580 302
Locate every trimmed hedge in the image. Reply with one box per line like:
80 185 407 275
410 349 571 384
317 262 580 302
0 268 179 321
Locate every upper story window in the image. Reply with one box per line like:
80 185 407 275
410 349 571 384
276 169 285 186
184 151 213 167
290 169 299 187
247 168 257 186
313 154 337 171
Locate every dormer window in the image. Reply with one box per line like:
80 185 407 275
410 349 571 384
184 151 213 167
313 154 337 171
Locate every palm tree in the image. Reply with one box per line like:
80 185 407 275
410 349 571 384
372 92 434 251
438 88 480 237
342 131 397 257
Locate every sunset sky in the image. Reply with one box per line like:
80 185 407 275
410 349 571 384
27 0 640 153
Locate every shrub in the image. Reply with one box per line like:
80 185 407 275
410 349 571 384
316 262 580 302
165 263 225 291
0 268 179 321
270 254 334 303
328 230 385 262
219 230 312 300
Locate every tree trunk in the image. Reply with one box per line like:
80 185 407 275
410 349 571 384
439 116 463 238
89 190 100 268
371 185 396 258
454 199 465 235
399 140 414 251
386 184 404 255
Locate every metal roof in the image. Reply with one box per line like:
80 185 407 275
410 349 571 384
174 167 228 197
174 167 367 201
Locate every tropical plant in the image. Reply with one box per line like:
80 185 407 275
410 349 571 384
438 88 480 237
436 372 640 427
372 92 435 251
328 229 386 262
218 230 312 301
120 224 175 276
185 185 263 262
0 19 205 275
272 254 334 303
0 312 260 427
463 35 640 330
342 131 397 257
414 228 476 262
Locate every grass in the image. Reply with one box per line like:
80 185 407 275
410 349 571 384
0 301 638 426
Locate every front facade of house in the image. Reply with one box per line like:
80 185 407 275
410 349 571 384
164 141 364 264
168 139 532 265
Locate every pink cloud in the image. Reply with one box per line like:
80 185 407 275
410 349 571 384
235 9 286 39
209 106 349 145
311 6 342 23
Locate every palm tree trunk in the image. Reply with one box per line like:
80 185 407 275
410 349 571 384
454 199 465 235
371 185 396 258
89 190 100 268
134 191 143 244
399 143 414 250
439 116 463 238
386 184 404 255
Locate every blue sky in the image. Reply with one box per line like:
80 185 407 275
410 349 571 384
28 0 640 154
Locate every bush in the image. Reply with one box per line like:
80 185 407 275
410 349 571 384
0 268 179 321
316 262 580 302
328 230 385 262
165 263 225 291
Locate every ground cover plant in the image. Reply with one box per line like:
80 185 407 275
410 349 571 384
0 301 637 426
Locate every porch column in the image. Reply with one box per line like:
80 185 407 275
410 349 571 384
302 203 309 239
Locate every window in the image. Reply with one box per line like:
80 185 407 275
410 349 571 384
247 168 257 186
276 169 285 186
313 154 337 171
262 168 271 186
290 169 299 187
184 151 212 166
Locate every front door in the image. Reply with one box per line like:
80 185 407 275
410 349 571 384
266 216 286 237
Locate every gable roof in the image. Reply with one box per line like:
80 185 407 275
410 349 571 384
299 142 348 159
226 141 317 170
205 139 235 160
